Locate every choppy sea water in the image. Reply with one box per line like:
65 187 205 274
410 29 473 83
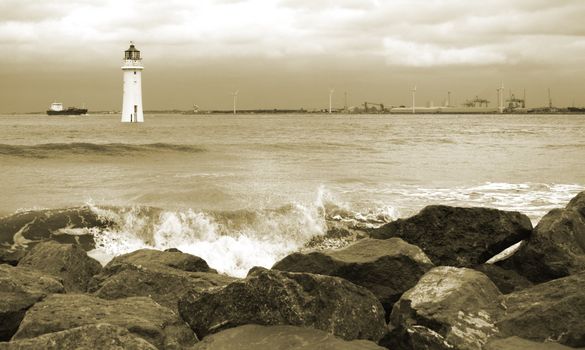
0 113 583 276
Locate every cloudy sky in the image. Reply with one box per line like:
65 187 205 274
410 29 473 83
1 0 584 112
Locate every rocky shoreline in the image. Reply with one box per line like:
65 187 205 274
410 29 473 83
1 192 585 349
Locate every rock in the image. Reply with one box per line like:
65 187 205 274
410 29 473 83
473 264 533 294
369 205 532 267
502 191 585 282
17 241 102 292
387 267 585 349
484 336 579 350
105 248 216 273
192 324 385 350
388 266 504 350
302 221 367 251
496 271 585 347
12 294 197 350
273 237 434 314
0 323 157 350
0 264 64 341
90 256 236 312
0 207 112 264
179 268 386 342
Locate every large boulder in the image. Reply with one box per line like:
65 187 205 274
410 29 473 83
90 249 236 312
496 271 585 347
0 207 111 264
388 266 504 350
502 191 585 282
0 323 157 350
179 267 386 342
17 241 102 292
473 264 533 294
273 237 433 313
369 205 532 267
106 248 216 273
192 324 385 350
12 294 197 350
484 336 578 350
0 265 64 341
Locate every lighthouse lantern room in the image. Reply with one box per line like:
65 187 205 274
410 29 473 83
121 42 144 122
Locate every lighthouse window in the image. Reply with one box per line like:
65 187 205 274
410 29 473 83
134 71 136 75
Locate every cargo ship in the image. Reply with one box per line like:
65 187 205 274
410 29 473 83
46 102 88 115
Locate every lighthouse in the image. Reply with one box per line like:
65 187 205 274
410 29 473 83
121 42 144 122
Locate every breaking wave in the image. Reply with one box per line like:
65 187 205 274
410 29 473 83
0 143 206 158
0 189 397 277
86 191 396 277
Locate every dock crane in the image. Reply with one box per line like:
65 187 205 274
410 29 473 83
506 94 525 110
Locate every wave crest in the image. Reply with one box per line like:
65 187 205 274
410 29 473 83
0 143 206 158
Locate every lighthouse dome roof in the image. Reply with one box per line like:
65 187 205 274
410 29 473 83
126 43 139 52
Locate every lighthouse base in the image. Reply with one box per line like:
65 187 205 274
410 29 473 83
121 104 144 123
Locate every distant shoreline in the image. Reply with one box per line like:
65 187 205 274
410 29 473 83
5 108 585 115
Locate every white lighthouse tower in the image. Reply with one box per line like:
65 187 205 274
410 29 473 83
121 42 144 122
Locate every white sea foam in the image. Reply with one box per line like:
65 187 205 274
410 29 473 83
380 182 584 224
86 188 344 277
85 187 402 277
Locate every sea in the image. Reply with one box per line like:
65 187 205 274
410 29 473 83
1 113 583 277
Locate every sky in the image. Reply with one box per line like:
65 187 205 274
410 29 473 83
0 0 584 112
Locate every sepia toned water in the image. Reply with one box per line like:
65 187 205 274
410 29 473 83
1 113 584 276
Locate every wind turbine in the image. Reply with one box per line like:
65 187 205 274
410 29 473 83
411 86 417 114
231 90 239 115
497 82 504 113
329 89 334 114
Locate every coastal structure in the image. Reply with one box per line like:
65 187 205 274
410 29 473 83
411 86 417 114
121 42 144 122
497 83 505 113
329 89 334 114
231 90 239 115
